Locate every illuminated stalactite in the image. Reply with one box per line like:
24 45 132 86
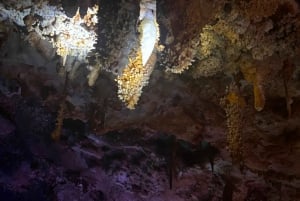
240 63 266 112
116 49 157 109
139 0 159 66
116 50 144 110
0 1 98 68
116 0 159 109
221 83 246 167
48 5 98 67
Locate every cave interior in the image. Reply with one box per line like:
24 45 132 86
0 0 300 200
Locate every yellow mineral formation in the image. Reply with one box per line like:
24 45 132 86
116 0 158 109
116 50 145 109
240 62 266 111
221 83 245 167
253 79 265 111
72 8 81 23
226 90 246 108
165 38 198 74
117 49 156 109
83 5 99 27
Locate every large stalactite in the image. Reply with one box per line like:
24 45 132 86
0 0 300 200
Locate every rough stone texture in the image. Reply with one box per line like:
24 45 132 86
0 0 300 200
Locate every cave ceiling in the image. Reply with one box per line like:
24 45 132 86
0 0 300 200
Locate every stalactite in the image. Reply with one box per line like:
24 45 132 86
51 101 65 141
51 72 69 140
240 62 266 112
282 59 295 118
221 83 245 168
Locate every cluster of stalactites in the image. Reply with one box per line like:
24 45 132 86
45 4 99 67
166 0 299 77
0 0 98 68
116 0 159 109
58 5 98 66
0 1 99 68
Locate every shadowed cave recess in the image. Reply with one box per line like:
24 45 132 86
0 0 300 200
